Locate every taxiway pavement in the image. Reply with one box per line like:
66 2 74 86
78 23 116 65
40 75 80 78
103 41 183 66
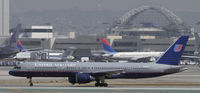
0 65 200 93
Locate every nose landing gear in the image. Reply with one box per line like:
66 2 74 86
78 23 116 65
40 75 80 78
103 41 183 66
27 77 33 86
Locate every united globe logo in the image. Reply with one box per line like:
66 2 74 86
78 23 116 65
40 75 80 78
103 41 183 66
174 44 183 52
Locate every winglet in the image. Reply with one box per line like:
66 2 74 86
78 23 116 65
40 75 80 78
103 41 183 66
156 36 189 65
101 38 116 53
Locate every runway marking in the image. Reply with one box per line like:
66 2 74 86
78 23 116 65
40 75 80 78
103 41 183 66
111 89 121 91
1 87 200 92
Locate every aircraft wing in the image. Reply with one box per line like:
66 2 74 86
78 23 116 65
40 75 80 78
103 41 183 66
24 47 43 51
130 56 151 61
182 55 200 59
130 57 141 60
89 69 124 77
102 53 113 57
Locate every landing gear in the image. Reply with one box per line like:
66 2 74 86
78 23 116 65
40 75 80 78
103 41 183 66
95 82 100 87
95 77 108 87
27 77 33 86
95 82 108 87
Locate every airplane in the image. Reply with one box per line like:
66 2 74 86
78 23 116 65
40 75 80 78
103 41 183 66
101 38 163 61
9 36 189 87
14 47 75 61
0 24 23 59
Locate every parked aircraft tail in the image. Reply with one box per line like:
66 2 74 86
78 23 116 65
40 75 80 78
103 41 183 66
101 38 116 53
156 36 189 65
7 24 22 48
17 40 25 51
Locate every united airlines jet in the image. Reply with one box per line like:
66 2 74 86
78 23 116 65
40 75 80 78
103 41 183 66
9 36 189 87
101 38 163 61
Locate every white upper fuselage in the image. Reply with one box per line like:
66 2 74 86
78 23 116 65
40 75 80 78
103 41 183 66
109 52 163 60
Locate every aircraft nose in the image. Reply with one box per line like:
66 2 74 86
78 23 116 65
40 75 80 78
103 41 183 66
9 70 14 75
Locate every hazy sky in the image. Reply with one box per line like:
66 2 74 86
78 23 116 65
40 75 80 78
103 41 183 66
11 0 200 13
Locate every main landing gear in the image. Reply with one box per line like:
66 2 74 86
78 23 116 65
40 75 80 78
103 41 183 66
27 77 33 86
95 77 108 87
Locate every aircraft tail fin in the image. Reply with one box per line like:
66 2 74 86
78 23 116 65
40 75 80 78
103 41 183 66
8 24 22 48
156 36 189 65
101 38 116 53
17 40 25 51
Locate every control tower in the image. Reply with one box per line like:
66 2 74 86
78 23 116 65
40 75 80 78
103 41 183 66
0 0 9 36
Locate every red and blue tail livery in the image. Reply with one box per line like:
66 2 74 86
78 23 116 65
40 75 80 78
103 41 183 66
101 38 116 53
156 36 189 65
8 28 17 48
17 40 25 51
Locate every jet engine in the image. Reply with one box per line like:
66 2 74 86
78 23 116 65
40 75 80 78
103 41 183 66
68 73 94 84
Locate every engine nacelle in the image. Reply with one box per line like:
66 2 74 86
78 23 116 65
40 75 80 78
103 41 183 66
68 73 94 84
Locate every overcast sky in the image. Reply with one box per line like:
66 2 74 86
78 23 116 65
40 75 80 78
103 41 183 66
11 0 200 13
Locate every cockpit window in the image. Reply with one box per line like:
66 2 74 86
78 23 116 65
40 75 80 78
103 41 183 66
14 66 21 69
